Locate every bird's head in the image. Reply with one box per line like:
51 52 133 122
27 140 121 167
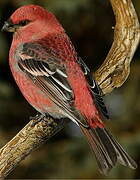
2 5 64 40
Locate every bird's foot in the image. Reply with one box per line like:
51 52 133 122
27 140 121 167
30 113 45 127
30 113 40 121
30 113 56 127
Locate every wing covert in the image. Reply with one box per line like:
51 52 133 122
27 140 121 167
16 42 88 127
77 57 109 119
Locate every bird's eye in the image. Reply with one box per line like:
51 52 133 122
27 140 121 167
19 20 30 26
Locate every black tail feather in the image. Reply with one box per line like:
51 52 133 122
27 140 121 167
104 128 137 169
80 126 137 175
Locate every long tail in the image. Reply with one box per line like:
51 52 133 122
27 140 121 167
80 125 137 175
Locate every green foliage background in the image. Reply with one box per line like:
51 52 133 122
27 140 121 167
0 0 140 178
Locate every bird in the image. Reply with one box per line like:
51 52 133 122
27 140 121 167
2 4 137 175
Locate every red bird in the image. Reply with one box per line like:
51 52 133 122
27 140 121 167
2 5 137 174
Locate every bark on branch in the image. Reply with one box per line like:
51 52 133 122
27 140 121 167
0 0 139 178
0 118 69 178
95 0 140 94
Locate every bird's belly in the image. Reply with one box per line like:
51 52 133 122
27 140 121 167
11 70 65 118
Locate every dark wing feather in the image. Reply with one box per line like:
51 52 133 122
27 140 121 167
16 42 88 127
77 57 109 119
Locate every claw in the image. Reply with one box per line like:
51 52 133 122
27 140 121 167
29 113 40 120
30 113 58 127
30 113 45 127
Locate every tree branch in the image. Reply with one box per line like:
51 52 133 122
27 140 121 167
95 0 140 94
0 117 69 178
0 0 139 178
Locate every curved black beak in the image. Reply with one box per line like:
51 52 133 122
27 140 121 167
1 20 16 32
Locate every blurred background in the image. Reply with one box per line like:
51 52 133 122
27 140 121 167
0 0 140 178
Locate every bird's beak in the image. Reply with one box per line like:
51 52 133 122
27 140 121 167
1 20 17 32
